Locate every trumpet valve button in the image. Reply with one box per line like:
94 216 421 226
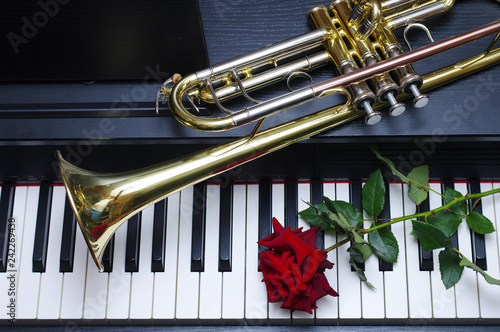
414 93 430 108
362 101 381 125
409 84 430 108
386 92 406 116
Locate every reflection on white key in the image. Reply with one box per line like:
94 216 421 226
454 182 479 323
129 205 155 322
199 184 222 323
244 184 268 325
16 186 42 322
336 182 362 324
83 249 109 322
403 183 432 323
293 182 315 323
428 183 456 323
0 186 27 322
175 186 200 321
384 183 409 323
106 220 131 322
152 193 180 322
315 183 338 324
222 184 246 323
361 182 384 323
37 186 65 323
60 212 88 323
268 182 291 324
478 182 500 323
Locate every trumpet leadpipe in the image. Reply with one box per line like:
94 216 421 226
196 29 329 81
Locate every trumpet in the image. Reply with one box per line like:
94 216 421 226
56 1 500 271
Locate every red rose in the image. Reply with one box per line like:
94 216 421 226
90 224 108 240
258 218 338 313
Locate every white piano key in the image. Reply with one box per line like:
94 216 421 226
199 184 223 323
268 182 291 324
16 186 42 323
336 182 362 324
152 192 180 322
403 183 432 324
428 182 456 323
129 204 155 323
293 182 316 323
315 182 339 324
0 186 27 322
360 180 384 324
83 250 109 322
478 182 500 323
106 220 132 322
37 186 65 323
384 183 409 323
175 186 200 321
222 184 246 323
244 184 269 325
454 182 480 323
60 214 88 323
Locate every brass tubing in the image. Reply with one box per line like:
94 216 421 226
58 46 500 271
312 20 500 96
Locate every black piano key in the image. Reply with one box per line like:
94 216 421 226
258 179 272 256
191 182 206 272
417 197 433 271
350 181 364 271
442 180 459 249
468 179 487 270
59 195 77 273
378 188 393 272
219 183 233 272
125 213 141 273
0 184 15 272
102 235 115 273
151 199 167 272
33 183 53 273
285 178 298 230
311 180 324 250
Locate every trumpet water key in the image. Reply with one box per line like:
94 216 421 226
56 1 500 271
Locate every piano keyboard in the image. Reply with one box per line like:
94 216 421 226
0 180 499 326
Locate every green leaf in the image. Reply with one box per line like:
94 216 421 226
352 243 372 261
466 211 496 234
426 210 462 237
298 203 334 231
352 230 368 244
349 256 375 289
323 198 363 228
367 224 398 263
362 169 386 218
459 255 500 286
407 165 429 205
411 220 453 251
443 187 467 216
319 212 347 235
439 248 463 289
369 145 409 184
